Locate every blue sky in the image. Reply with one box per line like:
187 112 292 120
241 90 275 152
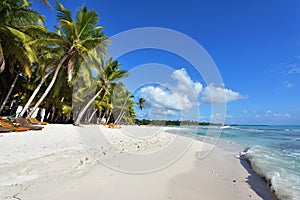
33 0 300 125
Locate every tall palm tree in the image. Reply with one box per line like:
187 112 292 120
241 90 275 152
0 0 45 113
0 0 44 74
27 1 109 117
74 59 128 125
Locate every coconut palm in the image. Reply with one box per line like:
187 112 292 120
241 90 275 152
74 59 128 125
0 0 44 74
113 84 134 124
27 1 109 117
120 98 136 125
0 0 45 113
17 24 70 118
138 98 146 110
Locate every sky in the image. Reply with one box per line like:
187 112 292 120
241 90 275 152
33 0 300 125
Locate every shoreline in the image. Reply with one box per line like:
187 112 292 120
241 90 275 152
167 128 277 199
0 124 275 199
239 157 278 200
169 128 279 200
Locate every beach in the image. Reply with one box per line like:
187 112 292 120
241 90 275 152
0 124 274 200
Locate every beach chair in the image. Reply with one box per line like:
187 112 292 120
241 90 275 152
108 123 121 129
15 118 44 130
0 127 11 133
27 118 49 125
0 119 30 132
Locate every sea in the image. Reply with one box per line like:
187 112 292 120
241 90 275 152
168 125 300 200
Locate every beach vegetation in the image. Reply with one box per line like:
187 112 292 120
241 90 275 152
0 0 136 124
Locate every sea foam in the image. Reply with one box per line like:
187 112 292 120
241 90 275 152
245 146 300 200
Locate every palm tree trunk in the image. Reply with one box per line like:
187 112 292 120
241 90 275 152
27 54 68 117
114 97 129 124
98 112 104 123
115 111 125 125
0 73 19 113
0 43 5 74
75 88 104 125
50 105 56 122
88 109 97 123
18 70 53 118
106 109 113 124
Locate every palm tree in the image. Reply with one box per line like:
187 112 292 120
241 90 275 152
138 98 146 110
119 98 136 125
99 95 113 124
128 99 136 124
74 59 128 125
27 1 109 118
17 49 57 118
0 0 44 74
113 84 134 124
0 0 45 113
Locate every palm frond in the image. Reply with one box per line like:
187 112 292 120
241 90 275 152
59 19 77 40
55 0 72 23
76 7 98 39
6 26 30 42
27 38 65 47
81 36 108 50
22 25 59 39
40 0 51 7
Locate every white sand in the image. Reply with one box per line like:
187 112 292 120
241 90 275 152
0 124 274 200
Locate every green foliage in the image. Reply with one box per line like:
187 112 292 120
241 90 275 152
135 119 222 126
0 0 135 124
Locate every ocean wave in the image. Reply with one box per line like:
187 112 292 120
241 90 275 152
229 127 265 133
231 126 300 133
244 146 300 200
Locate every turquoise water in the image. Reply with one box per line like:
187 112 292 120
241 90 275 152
171 125 300 200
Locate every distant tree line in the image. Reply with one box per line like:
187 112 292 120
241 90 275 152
135 119 222 126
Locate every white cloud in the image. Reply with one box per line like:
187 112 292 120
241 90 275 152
211 113 227 124
201 84 246 104
149 104 179 119
137 68 245 120
283 81 294 88
265 110 291 118
139 86 190 111
138 68 203 112
171 68 203 98
271 63 300 75
284 64 300 74
288 67 300 74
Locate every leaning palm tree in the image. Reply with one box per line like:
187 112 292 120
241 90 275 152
113 84 134 125
17 46 59 118
120 98 136 125
18 38 68 118
27 1 109 117
74 59 128 125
